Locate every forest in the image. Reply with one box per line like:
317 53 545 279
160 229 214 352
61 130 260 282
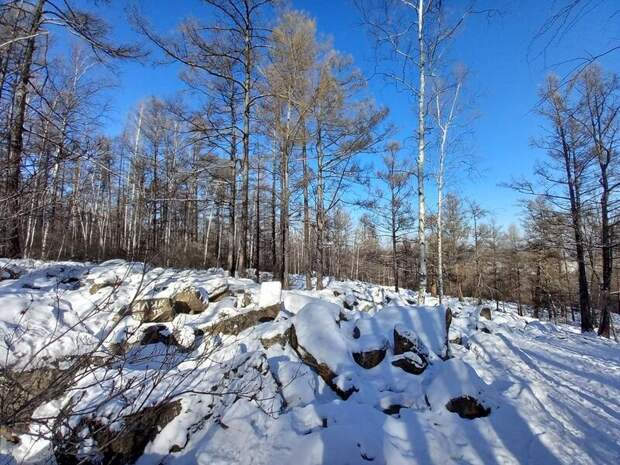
0 0 618 338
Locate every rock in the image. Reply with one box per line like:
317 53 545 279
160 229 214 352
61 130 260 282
426 359 494 419
55 401 182 465
210 303 282 335
208 283 230 302
393 325 429 358
89 278 118 295
288 324 356 400
0 267 20 281
141 325 199 352
173 326 198 350
352 339 387 369
0 425 19 444
391 352 428 375
22 283 41 290
1 366 72 438
59 276 81 290
139 324 175 346
241 291 253 307
260 326 292 349
382 404 404 415
445 395 491 419
442 307 454 360
352 347 386 369
173 287 208 314
343 294 358 310
131 298 176 323
392 326 430 374
480 307 492 320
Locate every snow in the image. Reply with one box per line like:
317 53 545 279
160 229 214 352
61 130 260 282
1 259 619 465
258 280 282 308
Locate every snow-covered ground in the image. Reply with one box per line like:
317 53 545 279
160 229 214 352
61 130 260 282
1 259 619 465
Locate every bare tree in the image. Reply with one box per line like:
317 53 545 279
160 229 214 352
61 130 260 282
432 67 465 304
356 0 473 303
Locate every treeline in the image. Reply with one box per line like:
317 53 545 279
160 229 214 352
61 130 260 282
0 1 386 288
0 1 617 336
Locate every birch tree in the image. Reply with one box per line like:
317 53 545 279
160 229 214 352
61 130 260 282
356 0 471 303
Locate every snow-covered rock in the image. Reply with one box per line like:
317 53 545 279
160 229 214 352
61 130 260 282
2 259 619 465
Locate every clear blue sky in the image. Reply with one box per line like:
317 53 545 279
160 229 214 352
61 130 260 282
72 0 620 228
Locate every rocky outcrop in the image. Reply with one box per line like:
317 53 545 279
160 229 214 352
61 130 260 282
480 307 492 320
445 395 491 419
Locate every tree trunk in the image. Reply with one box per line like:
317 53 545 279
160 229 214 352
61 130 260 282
416 0 427 303
239 27 252 277
254 155 261 281
598 152 612 337
4 0 44 258
316 129 325 291
303 139 312 290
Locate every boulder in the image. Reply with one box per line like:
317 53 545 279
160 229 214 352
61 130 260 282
352 344 387 369
343 294 358 310
260 325 292 349
382 404 404 415
139 324 175 346
172 287 208 314
391 352 428 375
241 291 253 308
0 267 20 281
210 303 282 335
1 366 71 440
111 324 199 354
131 298 176 323
393 325 429 358
426 359 494 419
445 395 491 419
55 401 182 465
173 325 198 350
480 307 492 320
89 278 118 295
59 276 81 290
288 324 356 400
208 283 230 302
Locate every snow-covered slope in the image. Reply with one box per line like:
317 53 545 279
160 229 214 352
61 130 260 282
1 259 619 465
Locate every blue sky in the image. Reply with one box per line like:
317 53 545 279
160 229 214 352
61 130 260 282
71 0 620 228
